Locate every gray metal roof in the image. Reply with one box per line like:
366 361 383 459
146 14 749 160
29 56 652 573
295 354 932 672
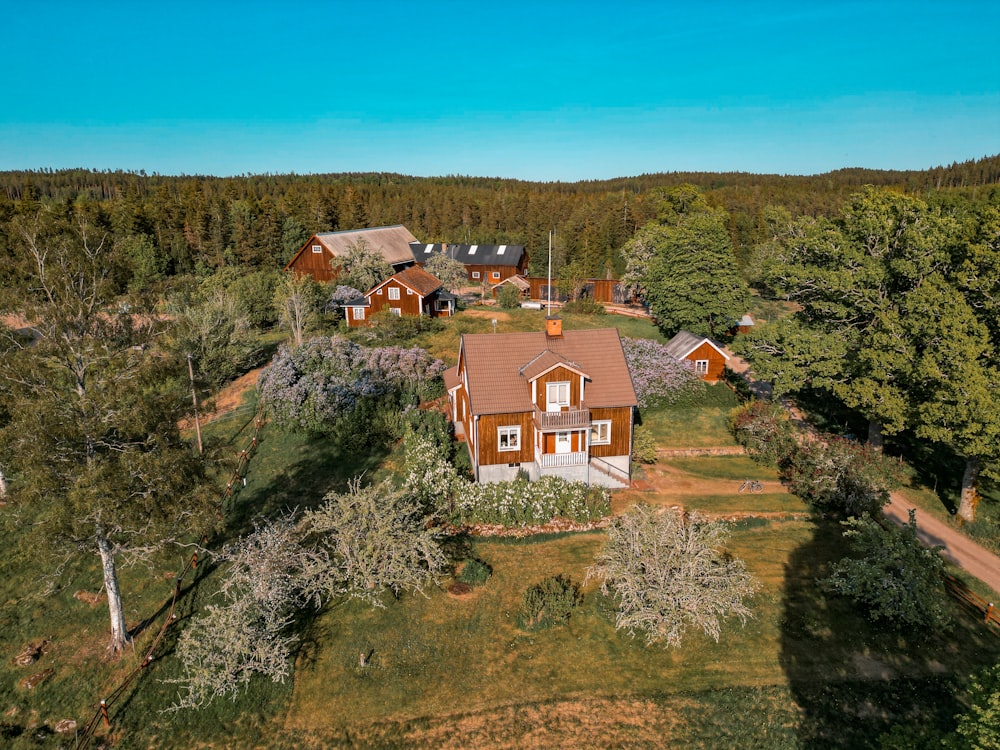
410 242 525 267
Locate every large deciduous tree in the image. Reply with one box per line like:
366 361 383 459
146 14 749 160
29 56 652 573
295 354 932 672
737 187 957 448
622 187 750 338
0 207 216 654
586 504 758 648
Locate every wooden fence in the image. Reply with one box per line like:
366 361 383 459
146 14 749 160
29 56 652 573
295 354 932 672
73 407 266 749
943 575 1000 634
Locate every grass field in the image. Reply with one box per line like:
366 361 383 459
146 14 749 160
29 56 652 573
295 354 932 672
2 309 999 748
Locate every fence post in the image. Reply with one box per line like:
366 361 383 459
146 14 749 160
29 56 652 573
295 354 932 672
100 700 110 728
986 603 995 624
192 551 198 569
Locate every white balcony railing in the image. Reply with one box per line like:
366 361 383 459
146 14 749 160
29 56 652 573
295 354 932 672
536 449 588 468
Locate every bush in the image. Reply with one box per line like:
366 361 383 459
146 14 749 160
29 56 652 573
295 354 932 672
787 437 908 517
729 400 797 467
457 558 492 586
823 511 950 631
561 299 606 315
631 425 658 464
497 284 521 309
518 575 582 629
450 475 610 527
622 337 706 408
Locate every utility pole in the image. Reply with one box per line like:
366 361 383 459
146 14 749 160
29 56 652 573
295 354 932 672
186 354 203 456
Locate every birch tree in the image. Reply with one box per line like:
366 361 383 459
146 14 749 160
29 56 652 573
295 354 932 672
0 207 216 655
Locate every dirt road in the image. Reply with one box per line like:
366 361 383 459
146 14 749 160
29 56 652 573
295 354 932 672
884 494 1000 596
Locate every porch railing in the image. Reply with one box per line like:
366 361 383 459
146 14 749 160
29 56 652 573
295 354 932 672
536 449 588 468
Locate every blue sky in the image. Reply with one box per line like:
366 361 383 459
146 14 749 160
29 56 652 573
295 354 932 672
1 1 997 181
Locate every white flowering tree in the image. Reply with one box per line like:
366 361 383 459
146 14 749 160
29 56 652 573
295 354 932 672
587 504 758 648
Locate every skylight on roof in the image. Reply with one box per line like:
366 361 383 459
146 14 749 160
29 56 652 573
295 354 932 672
424 244 433 253
468 245 478 255
497 245 507 254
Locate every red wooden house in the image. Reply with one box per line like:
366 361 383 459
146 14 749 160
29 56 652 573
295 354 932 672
663 330 730 381
284 225 419 282
411 242 528 284
342 266 456 327
444 318 637 488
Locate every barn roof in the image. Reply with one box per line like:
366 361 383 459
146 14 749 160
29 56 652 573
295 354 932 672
285 225 419 271
410 242 525 267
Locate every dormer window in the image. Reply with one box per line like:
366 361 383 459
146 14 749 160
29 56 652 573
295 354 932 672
546 381 570 412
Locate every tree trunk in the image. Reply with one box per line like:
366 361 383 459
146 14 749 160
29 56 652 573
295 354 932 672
867 419 884 453
0 464 7 499
96 530 131 655
957 456 981 523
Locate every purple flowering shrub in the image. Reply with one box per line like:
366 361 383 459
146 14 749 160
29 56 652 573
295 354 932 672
622 337 705 409
258 336 445 432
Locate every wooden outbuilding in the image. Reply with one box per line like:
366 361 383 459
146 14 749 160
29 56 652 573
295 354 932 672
411 242 528 284
342 266 455 327
663 330 730 382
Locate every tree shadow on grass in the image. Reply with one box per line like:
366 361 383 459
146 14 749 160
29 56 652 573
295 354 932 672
779 517 1000 748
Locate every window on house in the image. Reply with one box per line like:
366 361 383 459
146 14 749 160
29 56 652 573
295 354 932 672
498 426 520 451
590 420 612 445
311 244 322 253
353 307 365 320
472 271 481 279
694 360 709 375
376 289 383 295
407 288 414 295
468 245 478 255
435 299 450 311
388 287 400 300
491 271 501 279
390 307 402 317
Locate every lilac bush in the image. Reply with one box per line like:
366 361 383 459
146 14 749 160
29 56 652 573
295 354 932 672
622 337 706 408
451 476 610 526
258 336 445 432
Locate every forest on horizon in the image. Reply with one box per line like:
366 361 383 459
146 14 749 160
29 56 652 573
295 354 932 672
1 152 999 280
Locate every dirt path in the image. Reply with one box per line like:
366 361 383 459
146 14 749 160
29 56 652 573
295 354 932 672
885 493 1000 595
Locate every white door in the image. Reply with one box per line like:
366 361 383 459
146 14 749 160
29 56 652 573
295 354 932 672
555 431 571 454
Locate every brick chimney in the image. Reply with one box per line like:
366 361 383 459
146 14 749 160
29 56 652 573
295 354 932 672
545 315 563 338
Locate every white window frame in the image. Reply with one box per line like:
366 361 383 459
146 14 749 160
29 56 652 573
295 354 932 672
388 287 401 300
352 307 365 321
491 271 501 280
471 271 481 279
407 288 414 295
590 420 612 446
694 359 709 375
434 299 450 312
390 307 402 317
498 425 520 451
546 381 570 411
311 244 322 253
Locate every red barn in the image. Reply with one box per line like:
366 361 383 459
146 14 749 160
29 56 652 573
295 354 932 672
284 226 418 282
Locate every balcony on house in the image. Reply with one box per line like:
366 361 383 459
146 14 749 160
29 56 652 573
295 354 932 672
533 406 591 431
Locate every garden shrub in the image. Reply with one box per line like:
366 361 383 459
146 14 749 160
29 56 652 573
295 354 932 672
518 574 582 629
450 475 610 527
561 299 606 315
497 284 521 309
457 558 492 586
787 437 908 517
631 425 658 464
622 337 705 408
729 400 797 467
